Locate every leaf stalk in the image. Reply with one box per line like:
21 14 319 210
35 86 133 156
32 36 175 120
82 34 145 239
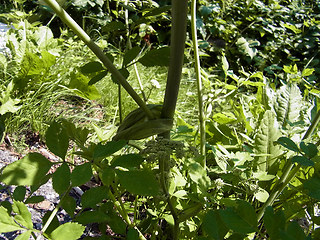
43 0 153 119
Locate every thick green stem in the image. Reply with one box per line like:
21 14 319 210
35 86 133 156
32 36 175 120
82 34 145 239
160 0 188 124
257 109 320 222
158 1 188 239
43 0 153 119
191 0 206 168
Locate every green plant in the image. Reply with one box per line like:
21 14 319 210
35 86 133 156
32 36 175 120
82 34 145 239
1 0 320 240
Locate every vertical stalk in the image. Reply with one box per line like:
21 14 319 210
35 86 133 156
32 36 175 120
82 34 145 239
191 0 206 168
158 1 188 239
43 0 153 119
160 0 188 125
257 109 320 222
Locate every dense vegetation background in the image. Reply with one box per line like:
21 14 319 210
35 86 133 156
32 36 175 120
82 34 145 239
0 0 320 239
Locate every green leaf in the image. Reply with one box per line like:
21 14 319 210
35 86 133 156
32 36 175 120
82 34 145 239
111 154 144 169
75 210 109 225
300 142 318 158
123 46 141 67
71 162 92 187
142 5 171 17
127 227 140 240
302 68 314 77
283 64 298 74
303 176 320 200
50 222 85 240
12 201 33 229
52 163 70 195
46 121 69 160
100 166 115 186
93 140 127 161
276 137 300 152
81 186 108 209
139 47 170 67
254 110 282 174
111 68 129 84
280 221 307 240
69 72 101 100
188 162 211 193
15 230 32 240
212 112 236 124
291 156 314 166
113 118 173 141
25 196 45 204
80 61 105 74
275 84 302 127
202 210 228 239
0 206 24 233
60 119 90 147
219 208 255 234
61 195 76 218
0 152 52 186
13 186 26 201
116 169 160 196
264 206 286 239
88 70 108 85
254 188 269 203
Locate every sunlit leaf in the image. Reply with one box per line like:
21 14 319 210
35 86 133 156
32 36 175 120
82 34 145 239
0 153 52 186
50 222 85 240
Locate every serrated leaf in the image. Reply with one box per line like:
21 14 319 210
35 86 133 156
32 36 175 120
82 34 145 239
275 84 302 127
46 121 69 160
291 155 314 166
202 210 228 239
123 46 141 66
88 70 108 85
80 61 105 74
81 186 108 209
50 222 85 240
116 169 160 196
276 137 300 152
254 110 282 174
12 201 33 229
139 47 170 66
53 163 70 194
252 172 275 181
93 140 127 161
0 206 24 233
71 162 92 187
0 152 52 186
